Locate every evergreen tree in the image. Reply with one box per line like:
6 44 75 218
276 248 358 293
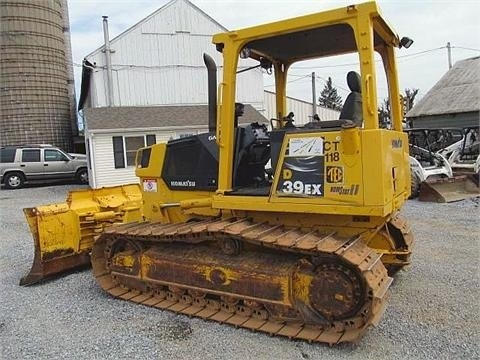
318 77 343 111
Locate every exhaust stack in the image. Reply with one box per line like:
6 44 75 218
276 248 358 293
203 53 217 133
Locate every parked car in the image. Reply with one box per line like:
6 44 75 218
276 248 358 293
0 144 88 189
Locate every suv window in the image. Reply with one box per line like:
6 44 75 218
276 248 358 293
0 148 16 163
45 149 69 162
22 149 41 162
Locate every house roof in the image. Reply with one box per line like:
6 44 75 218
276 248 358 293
84 105 267 131
86 0 227 59
406 56 480 118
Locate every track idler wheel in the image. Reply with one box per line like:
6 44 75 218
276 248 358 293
104 238 143 276
309 262 365 321
294 258 366 325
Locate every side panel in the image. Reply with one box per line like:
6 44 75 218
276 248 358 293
272 131 364 205
362 130 410 206
136 143 216 223
214 128 409 216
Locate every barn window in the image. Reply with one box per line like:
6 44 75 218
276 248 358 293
112 134 156 168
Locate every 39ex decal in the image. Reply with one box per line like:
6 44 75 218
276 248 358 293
277 156 324 197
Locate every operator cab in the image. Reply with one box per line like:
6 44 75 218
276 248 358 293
208 2 413 201
156 2 413 205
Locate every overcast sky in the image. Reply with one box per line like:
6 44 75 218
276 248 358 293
68 0 480 105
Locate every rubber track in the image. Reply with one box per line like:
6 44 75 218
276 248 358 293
92 218 393 345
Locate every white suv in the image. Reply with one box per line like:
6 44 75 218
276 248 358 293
0 145 88 189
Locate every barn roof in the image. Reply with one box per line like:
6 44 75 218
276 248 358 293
84 105 267 131
406 56 480 118
86 0 227 59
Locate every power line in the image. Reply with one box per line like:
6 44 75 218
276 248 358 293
287 75 311 84
290 46 447 70
397 47 445 58
264 74 310 87
452 46 480 52
315 75 349 94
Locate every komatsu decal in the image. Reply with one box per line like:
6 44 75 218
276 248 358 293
392 139 403 148
170 180 196 187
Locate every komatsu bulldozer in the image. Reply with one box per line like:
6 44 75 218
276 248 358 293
21 2 415 345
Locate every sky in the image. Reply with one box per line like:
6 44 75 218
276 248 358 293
68 0 480 105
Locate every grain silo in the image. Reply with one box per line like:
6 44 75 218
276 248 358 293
0 0 77 151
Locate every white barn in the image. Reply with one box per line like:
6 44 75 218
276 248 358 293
82 0 263 109
80 0 339 188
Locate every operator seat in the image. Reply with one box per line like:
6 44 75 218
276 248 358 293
339 71 362 127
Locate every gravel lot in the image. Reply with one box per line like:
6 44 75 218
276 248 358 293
1 184 479 359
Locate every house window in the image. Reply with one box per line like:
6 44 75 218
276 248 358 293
125 136 145 166
112 134 156 169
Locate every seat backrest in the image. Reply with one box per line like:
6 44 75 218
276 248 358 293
339 71 362 127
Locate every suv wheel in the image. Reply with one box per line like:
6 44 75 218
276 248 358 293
76 168 88 184
4 172 25 189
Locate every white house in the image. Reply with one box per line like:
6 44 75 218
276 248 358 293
84 105 266 188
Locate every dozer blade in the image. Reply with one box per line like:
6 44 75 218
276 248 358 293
419 175 480 203
20 184 143 286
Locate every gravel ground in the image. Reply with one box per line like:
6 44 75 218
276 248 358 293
1 184 479 359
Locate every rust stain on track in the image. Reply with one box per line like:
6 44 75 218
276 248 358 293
91 218 392 345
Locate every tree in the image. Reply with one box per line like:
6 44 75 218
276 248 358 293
378 98 391 128
378 88 419 128
318 77 343 111
404 88 419 112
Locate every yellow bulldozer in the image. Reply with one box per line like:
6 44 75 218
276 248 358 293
21 2 414 345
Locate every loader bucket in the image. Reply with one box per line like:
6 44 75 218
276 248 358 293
418 175 480 203
20 184 143 286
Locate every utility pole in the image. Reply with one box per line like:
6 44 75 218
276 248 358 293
103 16 115 107
311 72 317 117
447 42 452 69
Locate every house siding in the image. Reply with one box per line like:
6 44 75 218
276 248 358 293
87 127 207 188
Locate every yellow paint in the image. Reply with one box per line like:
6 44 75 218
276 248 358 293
112 254 135 268
24 184 143 262
292 273 314 304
